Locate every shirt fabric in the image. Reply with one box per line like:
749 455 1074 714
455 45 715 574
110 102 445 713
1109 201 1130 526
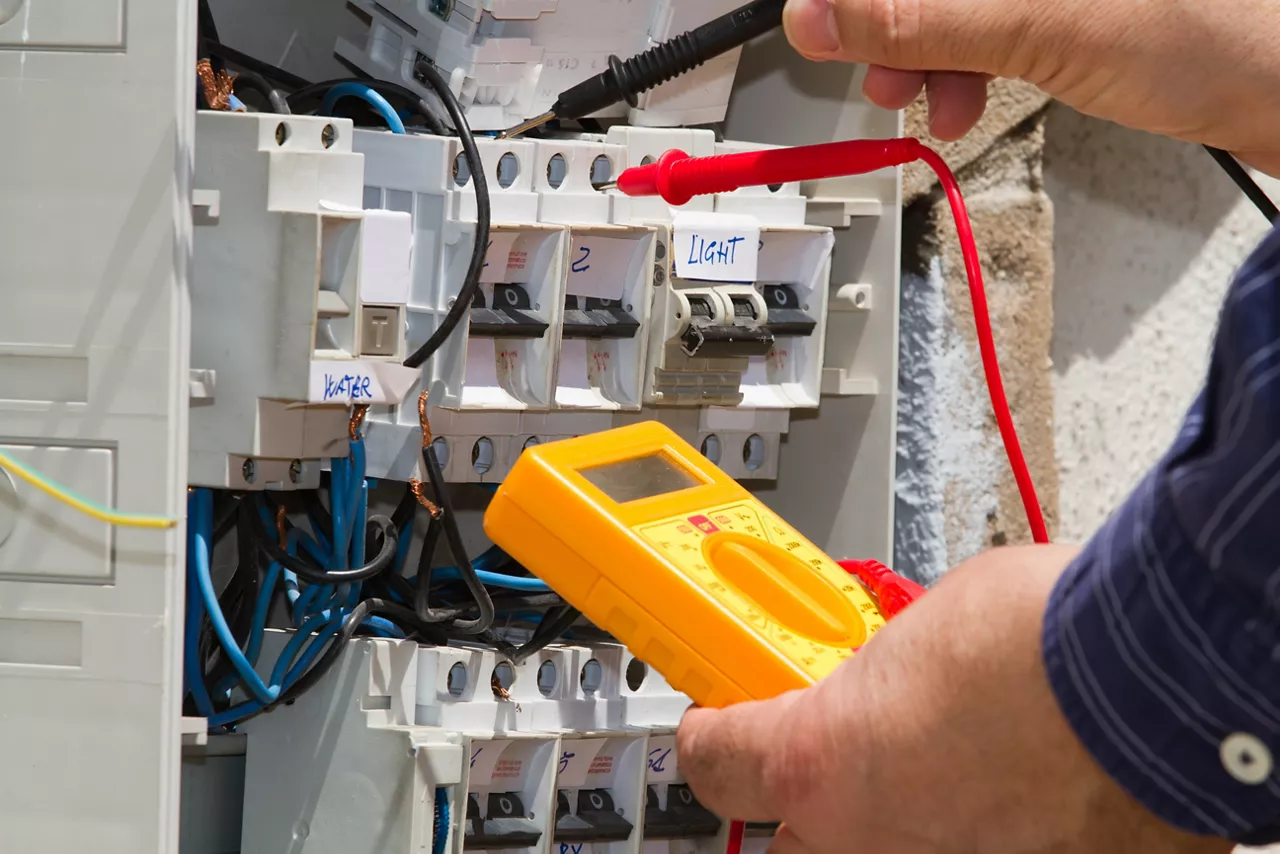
1043 224 1280 843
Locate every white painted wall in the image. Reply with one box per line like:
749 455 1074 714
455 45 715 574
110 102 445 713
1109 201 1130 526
1046 104 1280 542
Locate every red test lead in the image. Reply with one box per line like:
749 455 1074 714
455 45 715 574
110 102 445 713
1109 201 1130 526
838 560 928 619
613 138 1051 545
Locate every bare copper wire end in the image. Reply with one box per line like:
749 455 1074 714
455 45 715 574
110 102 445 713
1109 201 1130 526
196 59 236 111
349 405 369 442
275 504 288 548
409 479 443 519
416 389 432 447
491 673 520 711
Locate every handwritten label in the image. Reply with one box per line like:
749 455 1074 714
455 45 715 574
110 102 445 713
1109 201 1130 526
559 844 585 854
646 736 678 782
308 360 419 405
673 212 760 283
468 740 509 786
481 232 521 284
558 751 576 774
565 235 636 300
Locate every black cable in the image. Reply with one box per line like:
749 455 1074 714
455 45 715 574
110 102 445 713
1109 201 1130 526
1206 146 1280 224
197 0 224 76
231 68 291 114
287 77 450 136
203 40 310 90
249 496 398 584
415 444 497 634
391 482 418 535
402 59 491 370
510 604 581 664
415 513 470 623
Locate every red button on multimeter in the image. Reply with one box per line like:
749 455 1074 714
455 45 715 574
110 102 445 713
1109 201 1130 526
483 421 886 708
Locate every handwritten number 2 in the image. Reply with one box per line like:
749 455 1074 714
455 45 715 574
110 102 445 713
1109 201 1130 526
571 245 592 274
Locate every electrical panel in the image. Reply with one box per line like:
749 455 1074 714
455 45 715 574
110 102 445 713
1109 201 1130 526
0 2 904 853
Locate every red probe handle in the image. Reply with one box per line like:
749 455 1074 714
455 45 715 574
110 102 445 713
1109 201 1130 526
615 138 923 205
838 559 927 620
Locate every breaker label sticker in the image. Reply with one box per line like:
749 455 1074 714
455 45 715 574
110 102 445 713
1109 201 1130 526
672 212 760 283
309 360 419 405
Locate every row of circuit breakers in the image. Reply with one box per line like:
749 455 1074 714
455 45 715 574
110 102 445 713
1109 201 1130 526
188 112 845 491
188 635 779 854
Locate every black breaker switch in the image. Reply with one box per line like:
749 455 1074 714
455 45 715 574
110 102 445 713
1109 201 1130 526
679 294 773 358
562 296 641 340
555 789 634 843
469 285 549 339
761 285 817 338
464 792 543 849
643 785 722 839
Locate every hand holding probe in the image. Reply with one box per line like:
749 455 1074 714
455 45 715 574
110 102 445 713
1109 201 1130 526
497 0 786 139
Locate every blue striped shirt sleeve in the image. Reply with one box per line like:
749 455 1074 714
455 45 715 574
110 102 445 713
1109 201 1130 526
1043 224 1280 843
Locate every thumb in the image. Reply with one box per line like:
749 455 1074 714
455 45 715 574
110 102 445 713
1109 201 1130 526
676 687 837 822
783 0 1035 77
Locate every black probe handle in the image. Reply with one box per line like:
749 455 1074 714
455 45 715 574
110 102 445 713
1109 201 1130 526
551 0 786 120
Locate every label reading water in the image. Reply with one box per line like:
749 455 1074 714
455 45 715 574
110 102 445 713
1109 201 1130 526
672 213 760 283
633 501 883 678
308 360 418 405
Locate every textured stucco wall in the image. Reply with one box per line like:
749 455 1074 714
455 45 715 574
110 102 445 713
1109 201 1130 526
895 87 1058 583
1046 105 1280 542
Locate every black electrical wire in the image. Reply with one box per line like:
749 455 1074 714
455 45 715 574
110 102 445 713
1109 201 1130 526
249 496 398 584
402 58 491 370
509 604 581 664
231 68 291 114
1206 146 1280 224
205 505 265 695
287 77 450 136
412 443 497 634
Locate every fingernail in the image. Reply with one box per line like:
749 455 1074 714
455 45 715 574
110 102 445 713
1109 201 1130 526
785 0 841 57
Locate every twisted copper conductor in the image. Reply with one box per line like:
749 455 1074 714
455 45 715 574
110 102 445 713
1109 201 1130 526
349 405 369 442
275 504 288 548
409 389 443 517
409 479 443 518
196 59 237 111
417 389 433 447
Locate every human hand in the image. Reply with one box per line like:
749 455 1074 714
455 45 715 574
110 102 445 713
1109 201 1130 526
782 0 1280 173
677 545 1233 854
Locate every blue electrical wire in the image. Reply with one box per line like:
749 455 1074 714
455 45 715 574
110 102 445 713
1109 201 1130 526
431 566 550 592
433 790 451 854
192 488 281 706
185 491 215 718
320 82 407 134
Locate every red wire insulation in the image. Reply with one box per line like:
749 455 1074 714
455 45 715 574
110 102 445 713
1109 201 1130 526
913 147 1049 544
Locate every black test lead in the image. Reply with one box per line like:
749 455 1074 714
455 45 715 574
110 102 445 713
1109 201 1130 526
496 0 786 139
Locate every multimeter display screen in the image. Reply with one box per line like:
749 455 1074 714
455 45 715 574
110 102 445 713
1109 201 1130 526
579 453 701 503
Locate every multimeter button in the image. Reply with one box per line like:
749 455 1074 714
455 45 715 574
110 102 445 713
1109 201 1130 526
704 534 866 648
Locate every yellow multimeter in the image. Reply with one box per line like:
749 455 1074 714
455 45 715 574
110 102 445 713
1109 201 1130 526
482 422 885 709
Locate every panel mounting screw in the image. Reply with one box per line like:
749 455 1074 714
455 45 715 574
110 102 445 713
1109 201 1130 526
289 460 302 483
242 459 257 484
653 264 666 286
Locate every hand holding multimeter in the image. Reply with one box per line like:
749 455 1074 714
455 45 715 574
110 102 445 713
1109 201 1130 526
483 422 910 708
